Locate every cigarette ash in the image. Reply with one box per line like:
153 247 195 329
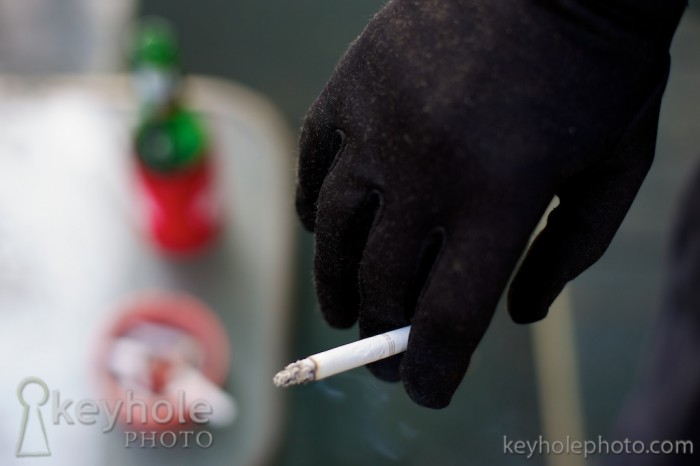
272 359 316 387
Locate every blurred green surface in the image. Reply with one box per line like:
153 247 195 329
139 1 700 465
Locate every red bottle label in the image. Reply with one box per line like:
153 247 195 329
136 157 220 254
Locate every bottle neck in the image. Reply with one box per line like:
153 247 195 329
133 66 182 117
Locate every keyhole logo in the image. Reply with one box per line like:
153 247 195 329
16 377 51 457
13 375 220 456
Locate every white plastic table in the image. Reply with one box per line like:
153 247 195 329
0 74 295 466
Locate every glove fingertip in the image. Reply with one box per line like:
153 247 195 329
402 363 456 409
315 280 359 329
401 344 466 409
508 269 568 324
318 299 358 330
322 313 357 330
507 281 551 324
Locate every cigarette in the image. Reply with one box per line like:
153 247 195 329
165 366 238 427
273 326 410 387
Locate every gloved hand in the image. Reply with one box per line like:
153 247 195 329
296 0 685 408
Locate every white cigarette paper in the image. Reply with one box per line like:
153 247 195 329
273 326 411 387
165 367 238 427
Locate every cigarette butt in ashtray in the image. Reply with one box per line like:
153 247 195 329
99 292 235 431
165 366 237 428
274 326 411 387
109 336 237 427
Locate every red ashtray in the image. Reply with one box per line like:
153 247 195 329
96 292 232 432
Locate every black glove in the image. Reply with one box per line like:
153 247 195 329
296 0 685 408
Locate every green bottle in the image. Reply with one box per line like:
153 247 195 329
131 18 219 254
